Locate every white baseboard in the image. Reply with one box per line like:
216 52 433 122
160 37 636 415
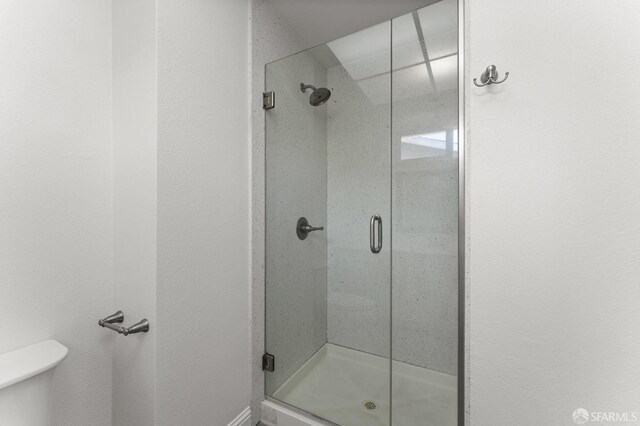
228 406 251 426
261 400 332 426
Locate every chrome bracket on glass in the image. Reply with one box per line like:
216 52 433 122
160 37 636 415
370 214 382 253
263 91 275 110
262 353 275 372
99 311 150 336
296 217 324 240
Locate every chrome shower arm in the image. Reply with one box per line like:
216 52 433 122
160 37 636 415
300 83 317 93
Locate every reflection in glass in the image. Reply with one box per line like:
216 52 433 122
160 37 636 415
392 0 459 425
401 130 458 160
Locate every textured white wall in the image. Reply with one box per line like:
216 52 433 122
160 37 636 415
112 0 157 424
264 51 328 396
390 1 459 376
156 0 250 424
325 3 459 375
0 1 113 425
468 1 640 424
264 0 435 47
391 93 458 375
325 72 458 375
326 64 392 359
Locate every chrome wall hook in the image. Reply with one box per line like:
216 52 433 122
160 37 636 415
473 65 509 87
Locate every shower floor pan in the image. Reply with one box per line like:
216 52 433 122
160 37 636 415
272 344 456 426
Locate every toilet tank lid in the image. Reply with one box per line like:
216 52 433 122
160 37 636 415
0 340 68 390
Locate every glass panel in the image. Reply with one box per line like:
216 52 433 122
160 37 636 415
265 22 392 426
391 1 459 425
264 47 329 400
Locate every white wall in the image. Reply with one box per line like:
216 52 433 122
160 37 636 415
0 1 113 425
467 1 640 424
264 0 434 47
112 0 157 424
156 0 251 424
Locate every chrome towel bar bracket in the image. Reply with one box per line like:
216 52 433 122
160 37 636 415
99 311 149 336
98 310 124 326
473 65 509 87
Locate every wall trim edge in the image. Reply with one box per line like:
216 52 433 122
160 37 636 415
228 406 251 426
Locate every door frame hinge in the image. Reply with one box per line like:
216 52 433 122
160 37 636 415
262 353 275 372
263 91 275 110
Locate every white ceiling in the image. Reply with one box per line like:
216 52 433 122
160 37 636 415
265 0 438 47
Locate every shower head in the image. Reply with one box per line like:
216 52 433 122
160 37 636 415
300 83 331 106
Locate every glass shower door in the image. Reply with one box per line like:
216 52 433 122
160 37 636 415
264 22 392 426
391 1 459 425
264 2 460 424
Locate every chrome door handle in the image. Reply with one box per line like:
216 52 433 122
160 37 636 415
370 214 382 254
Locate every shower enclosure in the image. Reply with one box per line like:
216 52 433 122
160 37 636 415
264 1 462 424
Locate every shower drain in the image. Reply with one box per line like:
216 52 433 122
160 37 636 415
361 400 378 412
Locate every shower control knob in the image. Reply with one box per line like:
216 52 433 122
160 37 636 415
296 217 324 240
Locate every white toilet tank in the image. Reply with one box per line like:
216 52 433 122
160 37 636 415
0 340 68 426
